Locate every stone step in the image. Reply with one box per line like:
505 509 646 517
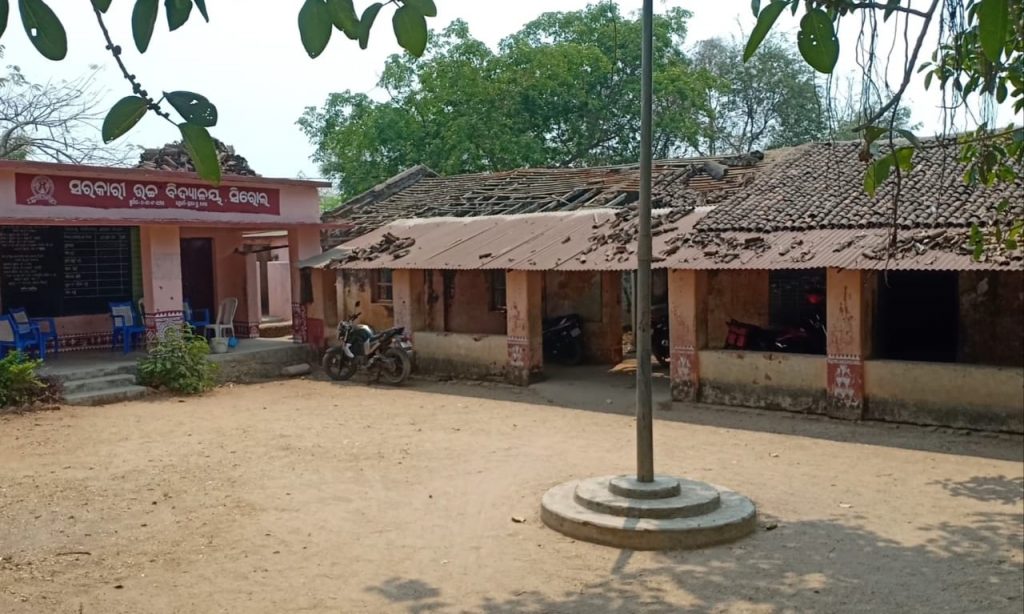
47 362 138 384
62 373 139 396
64 385 151 407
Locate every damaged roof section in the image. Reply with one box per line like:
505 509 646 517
321 152 766 245
697 140 1024 232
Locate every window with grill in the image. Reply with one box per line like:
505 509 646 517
371 270 393 303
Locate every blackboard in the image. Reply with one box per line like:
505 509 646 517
0 226 134 317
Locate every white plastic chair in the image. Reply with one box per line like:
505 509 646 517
206 297 238 339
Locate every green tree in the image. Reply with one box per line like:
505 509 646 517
300 3 710 198
691 36 826 155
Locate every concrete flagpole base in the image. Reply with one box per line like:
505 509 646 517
541 475 756 550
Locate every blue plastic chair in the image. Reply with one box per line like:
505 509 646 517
0 314 45 358
183 300 211 332
9 307 59 356
110 301 146 354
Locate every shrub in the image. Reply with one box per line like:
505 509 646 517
138 326 218 395
0 351 46 408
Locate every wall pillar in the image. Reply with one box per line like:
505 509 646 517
393 269 427 336
668 269 708 402
826 268 874 419
288 227 324 348
243 252 261 339
506 270 543 386
140 225 185 342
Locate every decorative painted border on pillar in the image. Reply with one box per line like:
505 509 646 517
291 303 308 343
670 345 700 402
145 310 185 344
57 332 115 352
507 335 533 386
827 354 865 420
234 320 261 339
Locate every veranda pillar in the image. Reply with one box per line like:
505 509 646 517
667 269 708 402
826 268 875 419
243 252 261 339
288 227 325 348
139 225 184 341
505 270 543 386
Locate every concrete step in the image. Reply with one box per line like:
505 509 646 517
62 373 139 396
64 384 151 407
47 362 138 384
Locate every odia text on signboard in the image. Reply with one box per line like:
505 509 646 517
14 174 281 215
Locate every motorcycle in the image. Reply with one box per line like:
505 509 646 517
322 312 414 385
543 313 585 366
724 289 827 354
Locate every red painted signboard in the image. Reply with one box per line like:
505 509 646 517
14 173 281 216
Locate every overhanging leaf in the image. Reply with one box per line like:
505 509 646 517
0 0 8 39
194 0 208 21
392 5 426 57
358 2 383 50
751 0 760 16
132 0 159 53
883 0 900 21
893 146 914 173
404 0 436 17
327 0 359 39
895 128 921 147
18 0 67 60
743 1 787 62
164 0 192 31
864 154 893 197
977 0 1008 63
863 125 887 145
178 122 221 185
91 0 112 13
797 9 838 73
165 90 217 127
298 0 332 59
103 96 148 143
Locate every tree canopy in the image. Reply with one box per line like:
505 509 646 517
301 4 843 199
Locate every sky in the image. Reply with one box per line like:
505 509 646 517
2 0 1006 181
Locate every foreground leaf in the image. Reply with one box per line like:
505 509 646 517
165 90 218 127
132 0 159 53
796 9 838 73
359 2 383 50
977 0 1008 63
91 0 112 13
165 0 192 31
179 123 221 185
298 0 332 58
0 0 8 39
393 5 426 57
194 0 208 21
744 1 787 61
864 154 893 197
327 0 359 38
404 0 436 17
19 0 67 60
103 96 149 143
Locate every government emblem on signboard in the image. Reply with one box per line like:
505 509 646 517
27 176 57 205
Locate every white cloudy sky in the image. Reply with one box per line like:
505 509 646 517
3 0 1002 180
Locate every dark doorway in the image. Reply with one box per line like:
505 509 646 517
257 251 271 319
876 271 958 362
180 238 215 316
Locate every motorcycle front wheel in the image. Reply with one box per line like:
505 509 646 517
323 349 358 381
378 347 412 385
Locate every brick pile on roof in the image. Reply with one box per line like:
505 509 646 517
322 152 766 246
695 140 1023 232
136 139 259 176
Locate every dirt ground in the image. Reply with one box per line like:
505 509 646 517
1 371 1022 613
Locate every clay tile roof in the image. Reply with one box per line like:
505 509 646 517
696 140 1024 233
321 152 768 246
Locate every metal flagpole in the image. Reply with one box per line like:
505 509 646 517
635 0 654 483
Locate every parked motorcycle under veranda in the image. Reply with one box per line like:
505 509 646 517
724 288 827 355
652 314 671 367
543 313 585 366
321 310 414 385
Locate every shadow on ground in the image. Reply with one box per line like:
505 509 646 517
378 365 1024 462
365 511 1023 613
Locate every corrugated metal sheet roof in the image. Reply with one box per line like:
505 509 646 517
313 210 1022 272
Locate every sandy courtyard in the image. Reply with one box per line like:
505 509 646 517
1 374 1022 613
